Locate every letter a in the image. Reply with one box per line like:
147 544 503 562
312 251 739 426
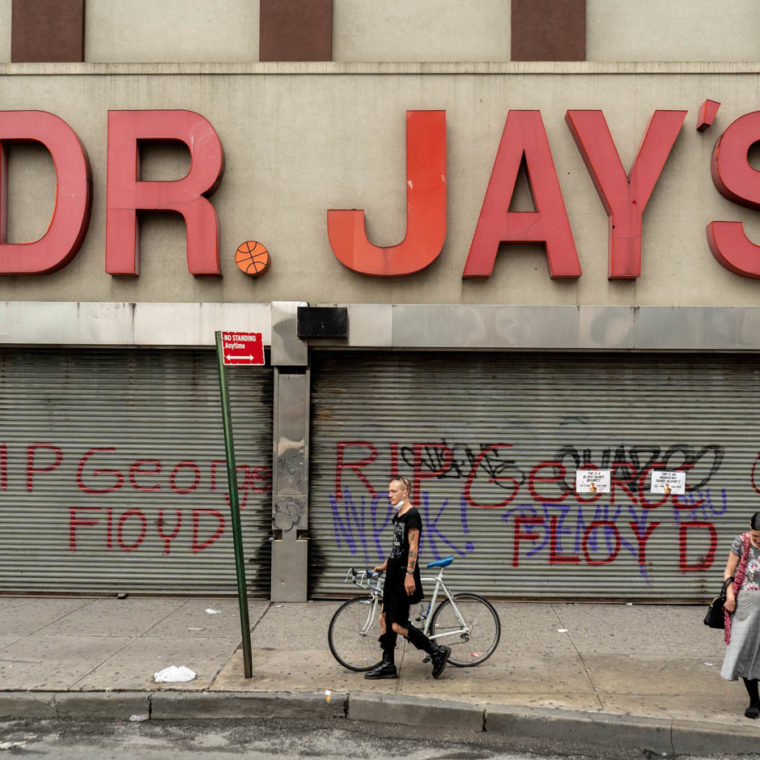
463 110 580 279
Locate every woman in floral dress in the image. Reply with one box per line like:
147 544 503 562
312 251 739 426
721 511 760 719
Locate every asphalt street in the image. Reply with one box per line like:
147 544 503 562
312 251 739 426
0 718 747 760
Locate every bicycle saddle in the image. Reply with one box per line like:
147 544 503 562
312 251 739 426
426 555 454 568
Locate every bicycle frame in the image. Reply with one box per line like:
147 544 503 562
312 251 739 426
419 566 469 642
344 564 470 642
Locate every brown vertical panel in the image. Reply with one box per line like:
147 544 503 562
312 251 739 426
511 0 586 62
11 0 85 62
260 0 332 62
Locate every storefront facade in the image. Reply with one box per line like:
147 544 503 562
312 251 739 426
1 1 760 600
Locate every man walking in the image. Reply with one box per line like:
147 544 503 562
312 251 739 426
365 476 451 679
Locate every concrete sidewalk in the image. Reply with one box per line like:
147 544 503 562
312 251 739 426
0 596 758 755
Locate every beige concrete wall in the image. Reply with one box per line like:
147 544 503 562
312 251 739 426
6 144 56 244
333 0 509 62
0 62 760 311
0 0 10 63
588 0 760 62
85 0 259 63
76 1 760 65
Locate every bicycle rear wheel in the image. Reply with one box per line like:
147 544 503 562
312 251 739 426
428 593 500 667
328 597 381 672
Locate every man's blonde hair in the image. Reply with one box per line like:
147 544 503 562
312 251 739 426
391 475 411 494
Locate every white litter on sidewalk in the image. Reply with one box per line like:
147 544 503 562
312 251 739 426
154 665 197 683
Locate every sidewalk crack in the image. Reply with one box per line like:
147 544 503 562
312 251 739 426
29 597 98 636
551 604 603 709
250 601 273 636
207 600 271 689
140 598 191 636
67 635 141 690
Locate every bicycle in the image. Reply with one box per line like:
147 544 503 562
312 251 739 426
328 555 501 672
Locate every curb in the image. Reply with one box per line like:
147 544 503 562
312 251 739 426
484 705 672 756
0 692 149 721
0 690 758 755
151 690 347 721
671 718 760 756
347 693 483 732
0 693 56 719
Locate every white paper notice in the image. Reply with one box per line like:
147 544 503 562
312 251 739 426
650 470 686 495
575 470 611 494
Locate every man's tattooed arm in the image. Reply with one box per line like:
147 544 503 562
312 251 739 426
407 528 420 575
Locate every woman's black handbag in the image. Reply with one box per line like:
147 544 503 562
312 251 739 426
704 578 733 629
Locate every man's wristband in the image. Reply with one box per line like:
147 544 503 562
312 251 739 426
406 569 414 575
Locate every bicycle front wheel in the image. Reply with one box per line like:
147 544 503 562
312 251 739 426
328 597 381 672
429 593 501 667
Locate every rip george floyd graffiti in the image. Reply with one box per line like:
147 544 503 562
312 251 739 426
1 441 271 555
329 440 732 581
330 489 478 569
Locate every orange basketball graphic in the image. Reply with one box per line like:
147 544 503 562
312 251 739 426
235 241 271 276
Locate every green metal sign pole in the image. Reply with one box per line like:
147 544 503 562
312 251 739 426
215 331 253 679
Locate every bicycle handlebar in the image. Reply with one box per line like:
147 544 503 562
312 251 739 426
345 567 384 592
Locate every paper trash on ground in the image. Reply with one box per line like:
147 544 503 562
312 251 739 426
154 665 197 683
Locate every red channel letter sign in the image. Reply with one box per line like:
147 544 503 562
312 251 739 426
327 110 447 277
106 110 224 276
6 102 760 283
221 332 265 366
0 111 92 274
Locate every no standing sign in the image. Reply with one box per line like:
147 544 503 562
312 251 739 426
221 332 265 366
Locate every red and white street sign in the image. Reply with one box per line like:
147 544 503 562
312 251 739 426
221 332 265 365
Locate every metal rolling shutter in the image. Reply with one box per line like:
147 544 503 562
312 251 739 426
309 351 758 601
0 348 272 595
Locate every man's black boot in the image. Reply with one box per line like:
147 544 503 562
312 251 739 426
406 624 451 679
430 643 451 679
364 658 397 679
365 633 397 679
